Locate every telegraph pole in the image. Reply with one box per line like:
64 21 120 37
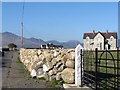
21 22 23 48
21 0 25 48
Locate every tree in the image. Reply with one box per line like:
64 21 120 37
8 43 17 50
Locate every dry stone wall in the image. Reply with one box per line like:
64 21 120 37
20 48 75 84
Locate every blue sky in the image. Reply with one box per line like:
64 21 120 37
2 2 118 42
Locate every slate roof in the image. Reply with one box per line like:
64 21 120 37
83 31 117 39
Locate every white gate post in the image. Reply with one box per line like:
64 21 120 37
75 44 83 86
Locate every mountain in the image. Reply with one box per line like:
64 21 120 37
46 40 61 45
29 37 46 45
62 40 83 48
1 32 83 48
0 32 21 47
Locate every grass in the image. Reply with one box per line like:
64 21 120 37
46 79 64 88
16 57 22 63
84 50 120 73
15 56 31 78
16 56 64 87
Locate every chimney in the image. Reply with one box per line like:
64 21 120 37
93 30 95 34
106 29 108 34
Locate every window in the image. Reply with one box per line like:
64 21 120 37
110 36 114 42
98 37 101 43
97 37 101 49
97 43 100 47
91 44 94 50
86 36 89 42
105 44 108 50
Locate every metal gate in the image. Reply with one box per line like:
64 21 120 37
82 48 120 90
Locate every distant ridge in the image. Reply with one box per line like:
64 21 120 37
0 32 83 48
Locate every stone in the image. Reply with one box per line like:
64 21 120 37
24 59 29 65
43 64 48 72
56 62 62 68
48 70 54 76
31 69 37 78
57 64 64 72
37 68 44 75
61 49 68 56
70 52 75 60
43 62 53 72
49 75 56 81
53 50 60 57
31 61 41 71
45 54 52 62
38 50 42 55
67 49 75 53
62 54 68 62
56 72 62 80
34 61 43 70
51 58 58 66
39 54 45 62
65 60 75 68
62 52 75 61
44 72 49 81
31 49 38 56
67 52 75 60
61 68 75 84
34 55 39 61
56 55 62 62
36 68 44 78
43 50 50 55
48 68 57 76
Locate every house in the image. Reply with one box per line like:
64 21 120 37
83 30 117 50
40 43 63 49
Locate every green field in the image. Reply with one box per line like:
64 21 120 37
83 50 120 89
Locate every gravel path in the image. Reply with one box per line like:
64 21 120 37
2 51 47 88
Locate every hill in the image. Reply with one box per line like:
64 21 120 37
1 32 83 48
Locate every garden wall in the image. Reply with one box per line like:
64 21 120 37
20 48 75 84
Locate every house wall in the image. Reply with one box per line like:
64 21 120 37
107 38 117 50
84 36 91 50
94 33 104 50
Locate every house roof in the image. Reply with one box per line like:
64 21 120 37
83 31 117 39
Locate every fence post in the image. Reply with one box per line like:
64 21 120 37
117 48 119 89
95 48 98 90
75 44 83 86
80 49 83 87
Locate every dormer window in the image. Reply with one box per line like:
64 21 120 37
110 36 114 42
86 36 89 42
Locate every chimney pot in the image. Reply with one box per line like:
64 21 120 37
106 30 108 34
93 30 95 34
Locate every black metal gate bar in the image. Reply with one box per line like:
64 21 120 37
117 48 120 89
95 48 98 90
80 49 83 87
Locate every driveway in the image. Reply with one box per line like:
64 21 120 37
2 51 47 88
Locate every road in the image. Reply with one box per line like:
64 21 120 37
2 51 47 88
